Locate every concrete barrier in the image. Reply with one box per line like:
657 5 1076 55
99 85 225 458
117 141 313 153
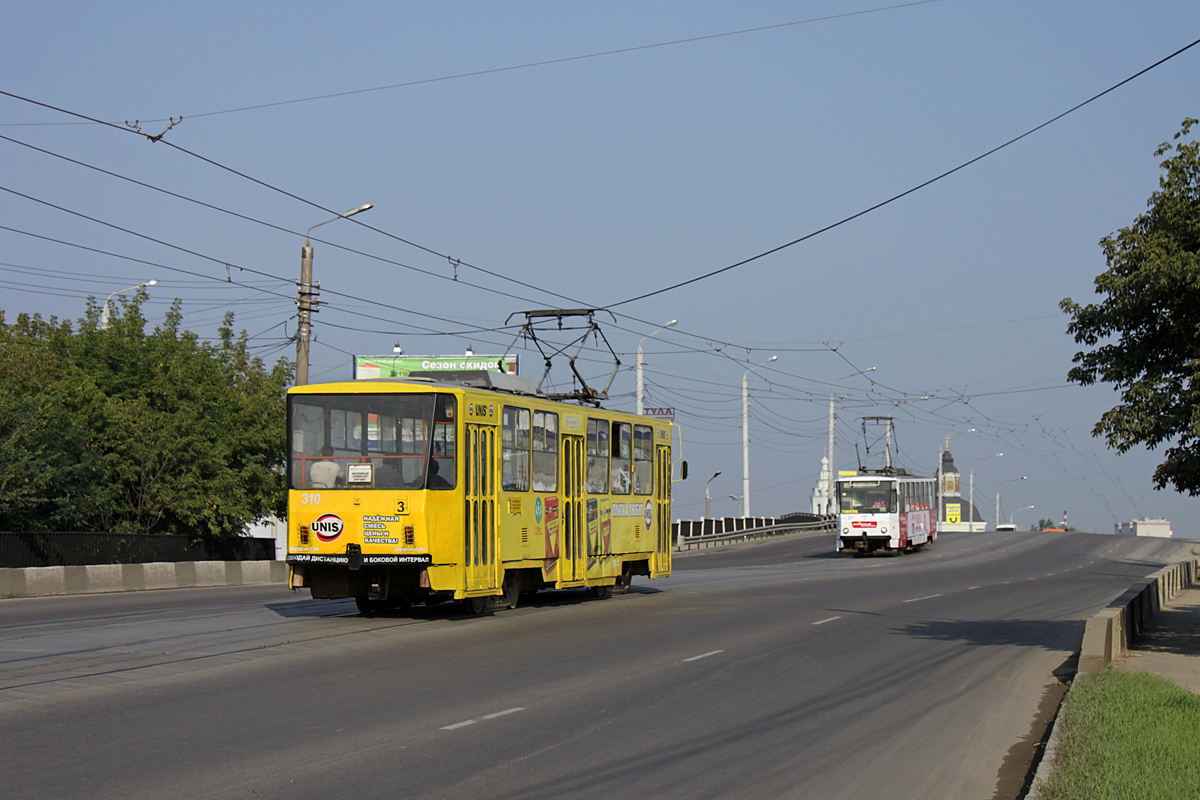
1078 559 1199 672
0 561 288 599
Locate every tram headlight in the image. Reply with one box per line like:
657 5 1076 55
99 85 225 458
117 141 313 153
881 527 887 533
842 527 849 534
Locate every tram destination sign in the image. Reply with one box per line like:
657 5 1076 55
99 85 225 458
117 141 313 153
354 354 519 379
643 407 675 420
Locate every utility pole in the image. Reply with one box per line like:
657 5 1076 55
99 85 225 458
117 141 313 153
295 203 372 386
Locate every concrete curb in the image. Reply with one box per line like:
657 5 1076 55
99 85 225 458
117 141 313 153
1025 558 1198 798
0 561 288 599
1078 559 1198 672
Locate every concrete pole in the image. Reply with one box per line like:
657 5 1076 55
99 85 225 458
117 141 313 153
296 240 314 386
295 203 372 386
969 453 1002 532
636 319 676 415
742 356 777 517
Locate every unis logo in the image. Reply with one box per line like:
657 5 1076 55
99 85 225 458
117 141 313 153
311 514 344 543
643 499 654 528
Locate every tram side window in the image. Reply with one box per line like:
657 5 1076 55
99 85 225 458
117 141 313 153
611 422 632 495
532 411 558 492
586 419 609 494
633 424 654 495
502 406 531 491
427 395 457 490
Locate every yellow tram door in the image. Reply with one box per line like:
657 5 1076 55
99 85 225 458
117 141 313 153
464 423 498 594
560 434 585 584
651 443 672 577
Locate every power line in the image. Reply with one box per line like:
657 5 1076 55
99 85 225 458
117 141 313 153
603 35 1200 309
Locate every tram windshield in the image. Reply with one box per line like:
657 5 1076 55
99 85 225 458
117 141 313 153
837 481 895 514
289 393 457 490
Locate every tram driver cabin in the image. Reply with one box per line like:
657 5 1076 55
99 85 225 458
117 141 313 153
286 372 678 613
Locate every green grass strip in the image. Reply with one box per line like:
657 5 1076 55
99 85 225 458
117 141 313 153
1037 670 1200 799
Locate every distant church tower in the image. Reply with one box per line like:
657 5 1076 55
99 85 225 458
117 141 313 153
811 454 832 515
940 449 982 529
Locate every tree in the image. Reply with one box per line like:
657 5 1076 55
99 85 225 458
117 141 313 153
0 293 292 536
1062 117 1200 494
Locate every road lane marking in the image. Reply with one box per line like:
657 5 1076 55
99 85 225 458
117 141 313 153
441 707 524 730
812 616 842 625
968 586 980 590
683 650 724 662
903 593 943 603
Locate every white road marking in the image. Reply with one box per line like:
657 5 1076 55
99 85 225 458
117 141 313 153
968 586 981 590
683 650 724 662
903 593 943 603
812 616 842 626
441 707 524 730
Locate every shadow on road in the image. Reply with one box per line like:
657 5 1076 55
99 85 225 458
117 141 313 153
894 618 1084 652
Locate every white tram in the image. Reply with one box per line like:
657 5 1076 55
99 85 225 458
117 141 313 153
836 469 936 556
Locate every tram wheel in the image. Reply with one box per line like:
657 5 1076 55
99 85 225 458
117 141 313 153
355 595 377 615
592 585 614 599
502 576 519 610
461 596 487 615
612 570 633 595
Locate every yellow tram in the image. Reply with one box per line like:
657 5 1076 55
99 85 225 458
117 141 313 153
285 372 678 613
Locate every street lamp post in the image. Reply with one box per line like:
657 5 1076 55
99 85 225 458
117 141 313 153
995 476 1027 529
742 355 777 517
1011 505 1035 528
636 319 677 415
827 368 876 491
969 453 1003 533
937 428 975 532
296 203 372 386
100 279 157 330
705 471 721 520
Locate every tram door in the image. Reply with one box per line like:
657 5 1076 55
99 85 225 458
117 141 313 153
561 435 585 584
651 444 672 577
464 423 498 592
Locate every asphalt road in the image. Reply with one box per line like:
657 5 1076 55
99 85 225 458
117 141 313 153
1 531 1193 800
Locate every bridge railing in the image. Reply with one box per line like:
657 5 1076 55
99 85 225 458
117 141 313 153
674 516 835 551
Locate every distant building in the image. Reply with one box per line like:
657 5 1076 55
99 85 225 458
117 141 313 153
938 449 984 532
1114 518 1173 538
810 455 832 514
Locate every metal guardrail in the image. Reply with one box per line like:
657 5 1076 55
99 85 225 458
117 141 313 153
675 518 835 551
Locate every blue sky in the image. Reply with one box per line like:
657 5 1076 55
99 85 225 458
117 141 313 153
4 1 1200 533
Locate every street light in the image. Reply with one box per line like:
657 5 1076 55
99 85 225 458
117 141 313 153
705 471 722 520
742 355 777 517
99 279 157 330
636 319 676 415
937 428 975 532
1011 505 1035 528
969 453 1003 533
827 368 876 490
995 476 1027 529
296 202 373 385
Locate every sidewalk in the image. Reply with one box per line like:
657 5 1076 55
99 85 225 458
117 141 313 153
1112 586 1200 693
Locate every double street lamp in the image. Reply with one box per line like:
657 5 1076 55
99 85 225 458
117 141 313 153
296 203 373 386
742 356 777 517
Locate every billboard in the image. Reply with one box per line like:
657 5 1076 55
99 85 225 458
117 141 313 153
353 354 520 380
